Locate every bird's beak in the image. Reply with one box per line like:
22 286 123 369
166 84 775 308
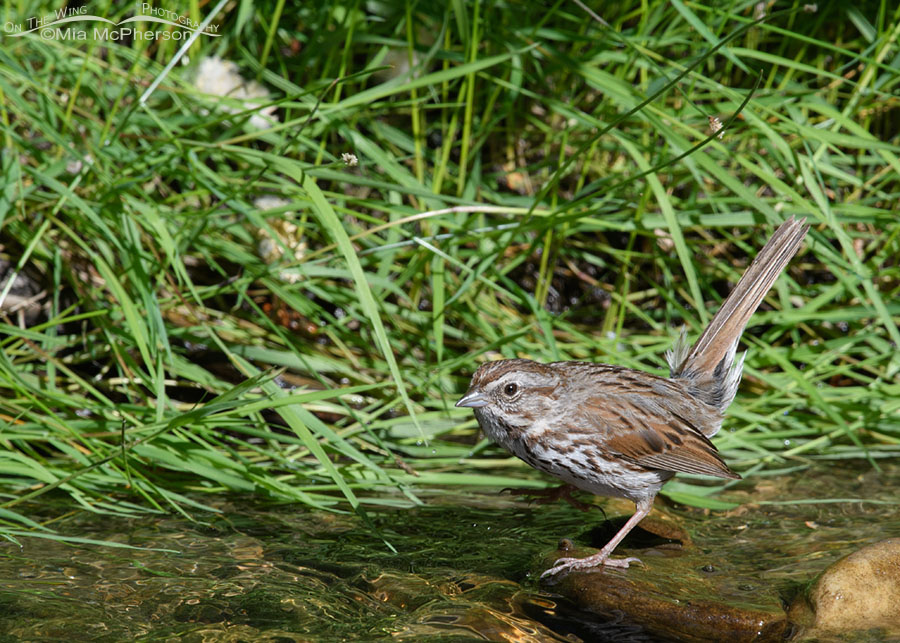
456 390 489 408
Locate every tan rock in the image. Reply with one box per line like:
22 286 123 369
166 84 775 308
790 538 900 636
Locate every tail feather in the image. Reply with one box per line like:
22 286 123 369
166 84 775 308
669 217 808 411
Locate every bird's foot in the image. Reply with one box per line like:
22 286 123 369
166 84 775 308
540 553 642 580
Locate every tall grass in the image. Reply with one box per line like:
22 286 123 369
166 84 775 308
0 1 898 538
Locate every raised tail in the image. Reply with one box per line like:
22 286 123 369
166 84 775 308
667 216 808 413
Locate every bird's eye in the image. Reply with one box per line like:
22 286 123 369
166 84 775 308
503 383 518 396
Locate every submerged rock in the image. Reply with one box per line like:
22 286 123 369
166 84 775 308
788 537 900 638
540 539 788 642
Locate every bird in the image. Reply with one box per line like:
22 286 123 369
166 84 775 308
456 217 808 578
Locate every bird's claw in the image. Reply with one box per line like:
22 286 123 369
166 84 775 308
540 555 643 580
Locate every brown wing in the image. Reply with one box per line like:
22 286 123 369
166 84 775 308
579 391 740 480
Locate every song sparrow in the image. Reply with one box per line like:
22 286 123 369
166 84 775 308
457 217 808 579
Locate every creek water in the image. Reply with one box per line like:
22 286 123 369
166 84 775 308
1 461 897 641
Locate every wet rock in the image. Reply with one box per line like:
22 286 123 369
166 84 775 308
635 510 693 546
368 572 436 611
583 497 692 549
788 537 900 638
539 541 787 642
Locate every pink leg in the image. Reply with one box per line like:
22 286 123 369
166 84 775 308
540 496 653 580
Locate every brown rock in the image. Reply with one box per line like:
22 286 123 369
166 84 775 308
542 543 787 642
